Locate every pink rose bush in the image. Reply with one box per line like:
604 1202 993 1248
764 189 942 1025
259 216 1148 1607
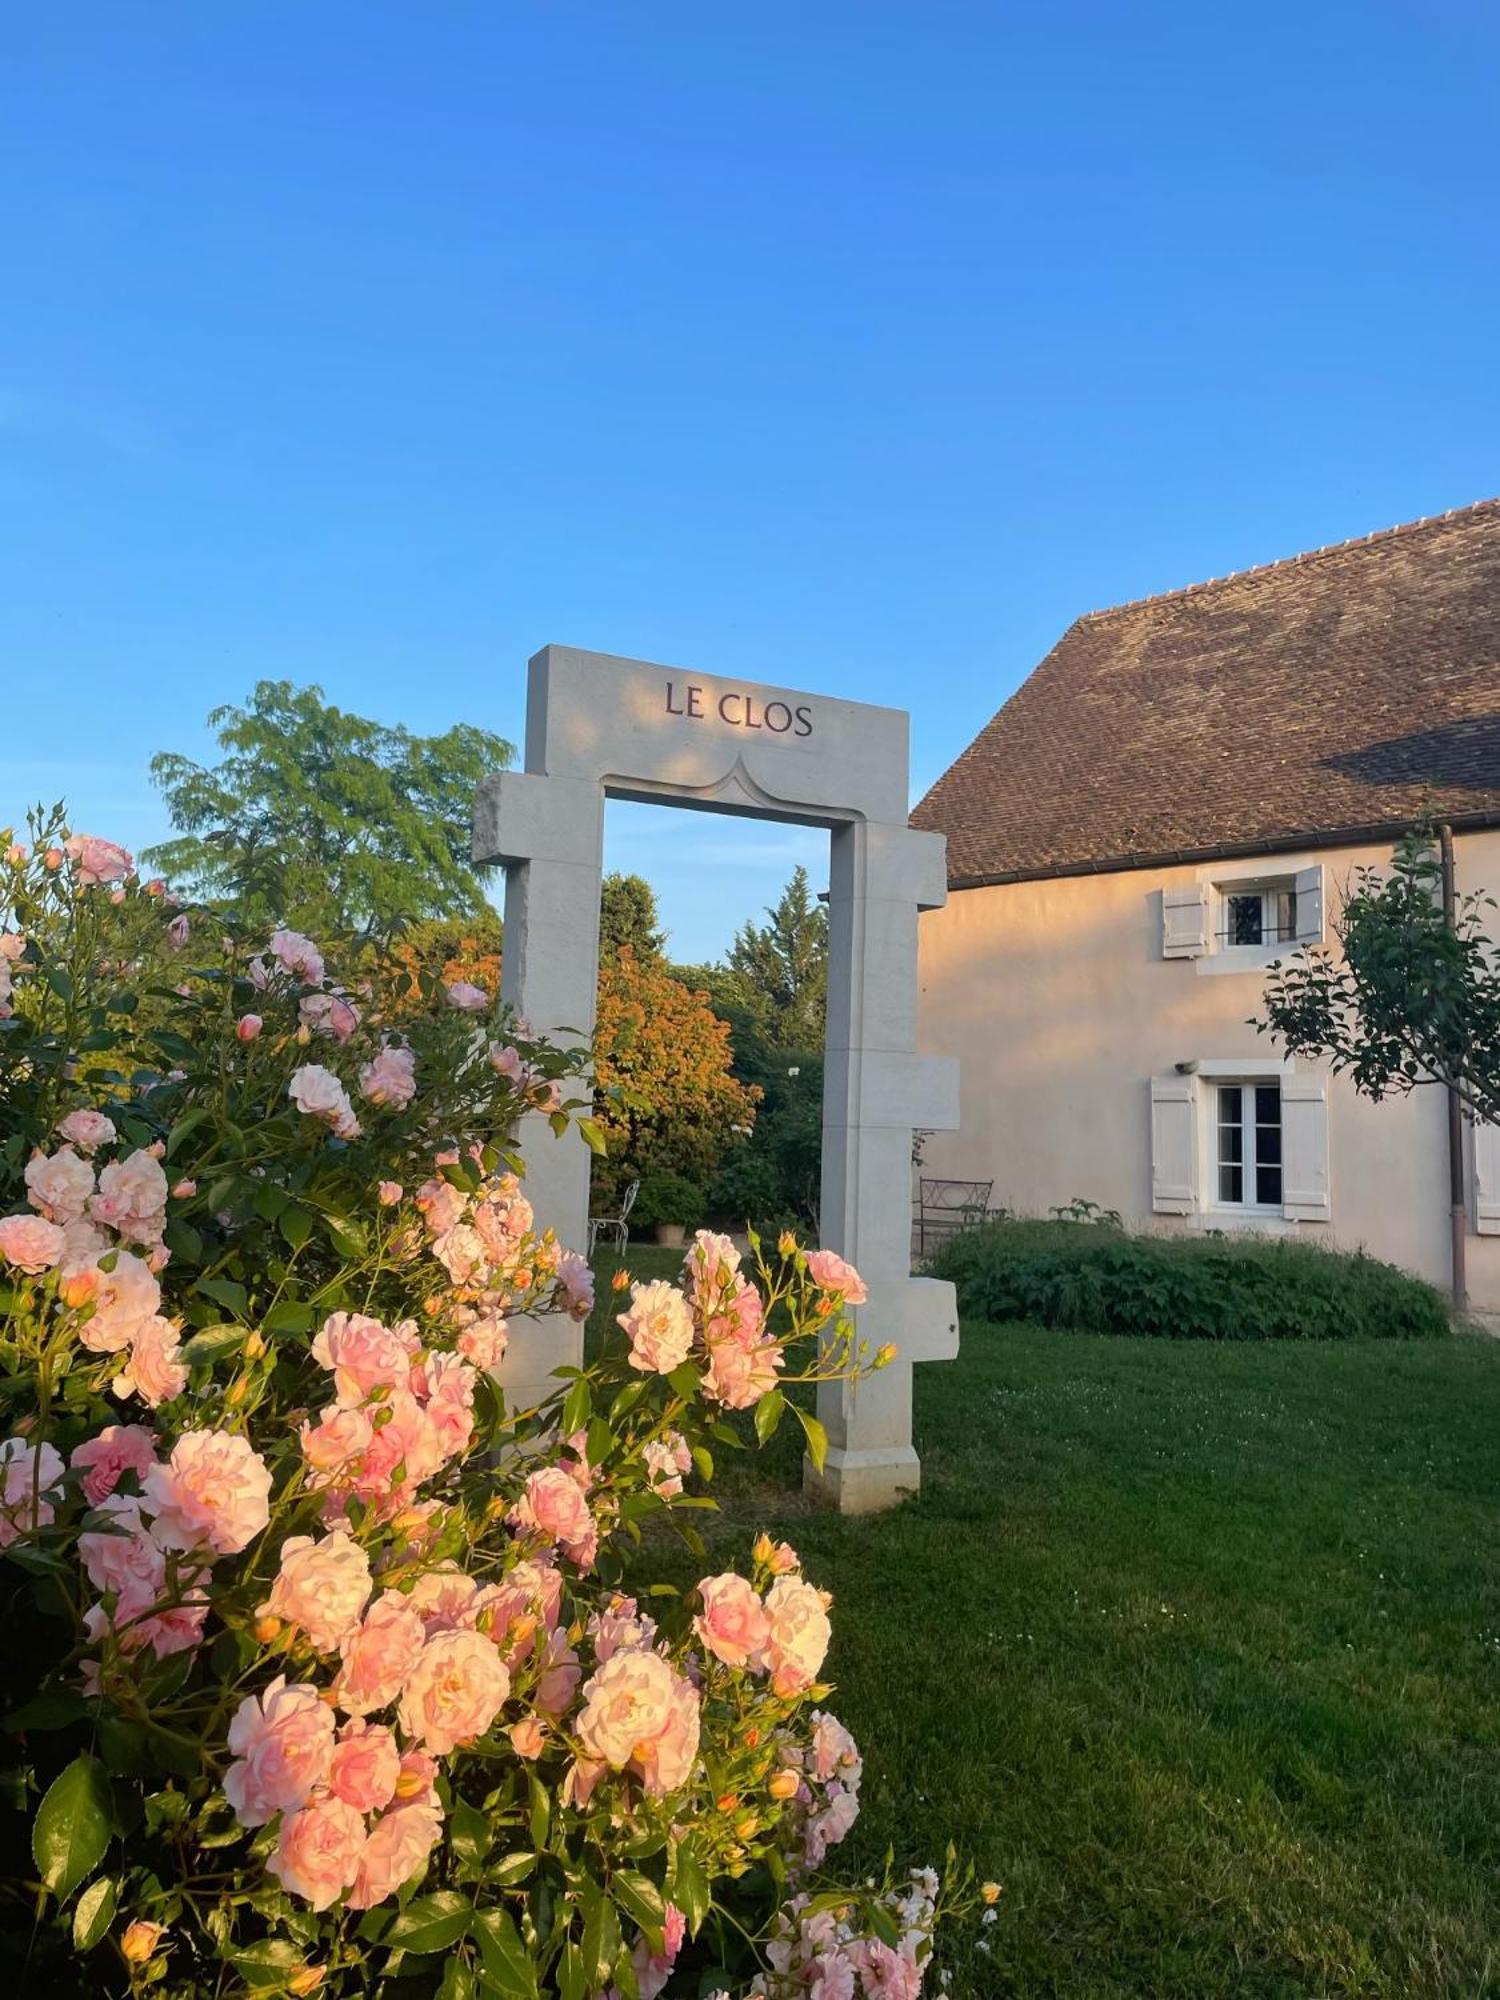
0 817 981 1996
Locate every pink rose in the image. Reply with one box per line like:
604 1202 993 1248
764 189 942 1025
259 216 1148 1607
236 1013 263 1042
358 1045 416 1109
0 1437 65 1546
444 981 489 1012
618 1279 693 1374
260 1530 372 1652
24 1147 95 1225
112 1315 188 1408
79 1495 166 1619
805 1248 869 1305
556 1247 595 1320
57 1109 116 1154
509 1466 597 1569
575 1646 674 1767
431 1222 486 1285
143 1429 272 1555
268 928 326 985
405 1564 479 1634
287 1064 360 1140
643 1432 692 1497
267 1794 365 1911
422 1354 477 1459
300 1404 374 1482
0 1213 64 1272
311 1311 414 1406
336 1591 428 1716
761 1575 832 1695
377 1180 404 1207
347 1793 443 1910
695 1572 772 1670
684 1229 741 1298
76 1248 161 1353
91 1149 169 1245
455 1314 508 1368
351 1391 444 1508
509 1716 548 1759
71 1424 157 1505
810 1711 863 1787
223 1676 336 1828
397 1629 511 1754
576 1649 700 1797
702 1330 783 1410
534 1625 582 1716
631 1901 688 2000
474 1558 564 1660
585 1594 657 1665
329 1719 401 1812
65 835 134 886
166 913 190 951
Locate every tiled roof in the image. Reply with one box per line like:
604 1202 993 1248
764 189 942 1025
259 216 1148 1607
913 500 1500 886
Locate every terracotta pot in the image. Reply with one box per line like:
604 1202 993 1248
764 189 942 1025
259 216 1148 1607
654 1222 687 1248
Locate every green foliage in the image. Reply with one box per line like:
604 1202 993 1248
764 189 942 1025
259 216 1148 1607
721 866 828 1051
632 1170 705 1231
599 873 666 961
1261 825 1500 1122
927 1219 1451 1341
145 679 513 934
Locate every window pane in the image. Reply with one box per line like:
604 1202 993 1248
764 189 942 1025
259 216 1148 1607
1218 1085 1243 1125
1219 1162 1244 1203
1254 1085 1281 1126
1257 1123 1282 1165
1256 1163 1283 1205
1218 1123 1242 1164
1227 894 1263 945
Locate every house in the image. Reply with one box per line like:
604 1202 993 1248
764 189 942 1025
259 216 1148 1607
911 498 1500 1305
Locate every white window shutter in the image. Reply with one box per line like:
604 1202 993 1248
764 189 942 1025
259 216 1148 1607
1281 1073 1330 1221
1295 864 1325 945
1162 885 1209 959
1473 1121 1500 1235
1150 1074 1198 1213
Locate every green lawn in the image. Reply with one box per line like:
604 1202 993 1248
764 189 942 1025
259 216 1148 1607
593 1250 1500 1997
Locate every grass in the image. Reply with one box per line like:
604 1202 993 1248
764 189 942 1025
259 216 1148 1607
593 1248 1500 1997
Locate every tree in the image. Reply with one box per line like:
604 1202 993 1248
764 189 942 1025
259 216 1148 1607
599 871 666 960
592 947 760 1207
723 864 828 1049
1260 826 1500 1121
146 680 512 934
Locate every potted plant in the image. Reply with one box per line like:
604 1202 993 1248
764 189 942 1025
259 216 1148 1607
634 1169 703 1247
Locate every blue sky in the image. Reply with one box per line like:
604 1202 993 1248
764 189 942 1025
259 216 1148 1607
4 1 1497 960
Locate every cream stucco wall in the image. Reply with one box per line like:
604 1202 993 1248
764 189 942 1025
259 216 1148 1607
917 829 1500 1309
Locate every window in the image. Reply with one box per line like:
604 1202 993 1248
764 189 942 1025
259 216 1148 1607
1218 880 1297 950
1214 1082 1282 1208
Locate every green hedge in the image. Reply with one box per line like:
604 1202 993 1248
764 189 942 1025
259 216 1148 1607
926 1219 1452 1340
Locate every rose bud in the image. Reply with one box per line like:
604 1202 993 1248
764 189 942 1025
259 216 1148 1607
170 1179 197 1199
236 1013 262 1042
120 1921 166 1964
253 1614 282 1645
767 1769 799 1800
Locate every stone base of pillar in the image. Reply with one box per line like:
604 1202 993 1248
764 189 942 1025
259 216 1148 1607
495 1310 582 1426
803 1443 921 1515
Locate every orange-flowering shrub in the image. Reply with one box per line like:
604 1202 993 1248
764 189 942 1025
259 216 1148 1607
593 949 760 1211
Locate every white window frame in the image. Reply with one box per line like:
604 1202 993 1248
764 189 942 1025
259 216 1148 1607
1191 1058 1295 1230
1192 858 1325 977
1208 1076 1287 1219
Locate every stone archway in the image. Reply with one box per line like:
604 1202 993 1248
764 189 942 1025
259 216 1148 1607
473 645 959 1513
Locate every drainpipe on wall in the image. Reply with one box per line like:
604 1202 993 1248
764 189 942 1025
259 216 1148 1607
1439 823 1468 1313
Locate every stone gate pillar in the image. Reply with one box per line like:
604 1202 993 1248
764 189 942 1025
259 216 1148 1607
474 645 959 1510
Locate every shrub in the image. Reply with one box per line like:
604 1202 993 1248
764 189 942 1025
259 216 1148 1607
927 1218 1452 1341
633 1170 705 1232
0 817 984 1998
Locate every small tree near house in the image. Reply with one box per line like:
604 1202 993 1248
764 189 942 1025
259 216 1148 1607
1259 826 1500 1123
